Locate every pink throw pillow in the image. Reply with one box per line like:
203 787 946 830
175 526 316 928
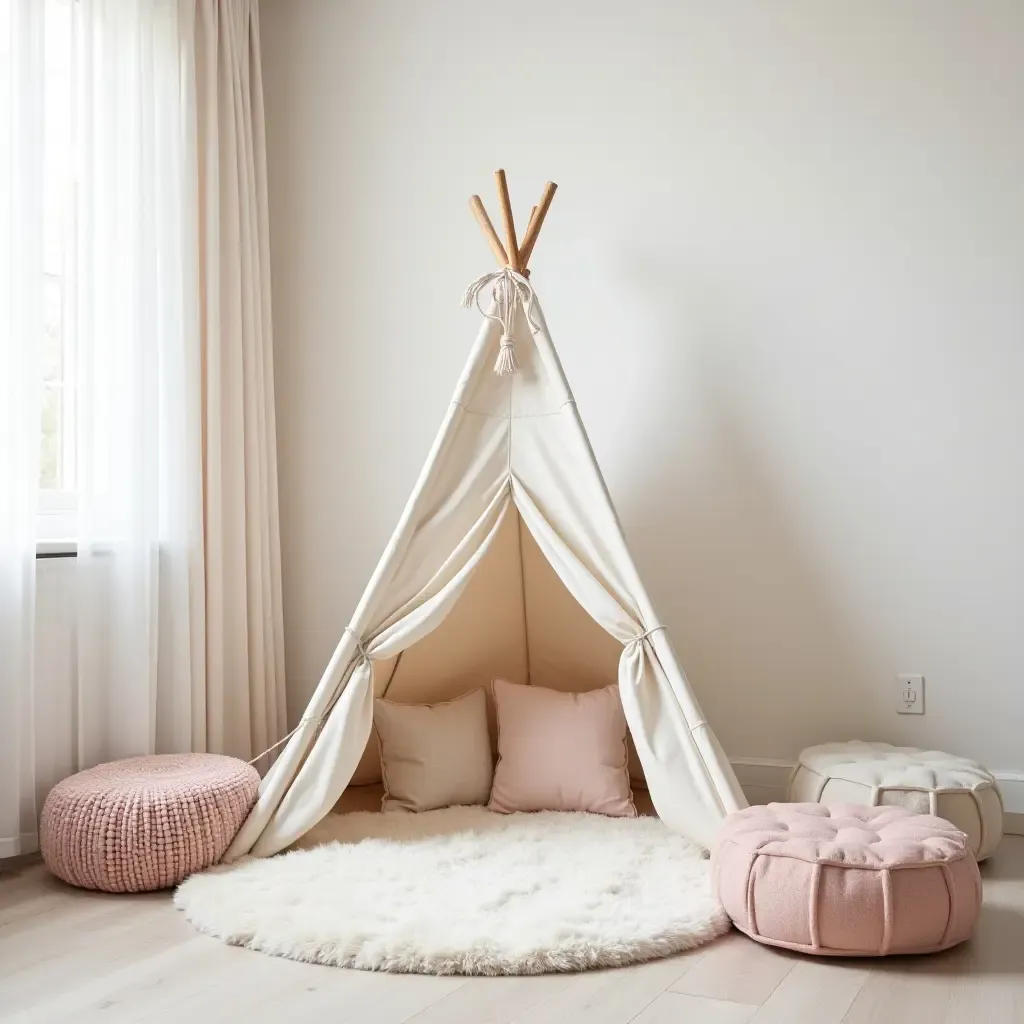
489 678 636 817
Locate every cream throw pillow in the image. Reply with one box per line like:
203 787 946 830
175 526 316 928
374 688 494 812
489 678 636 817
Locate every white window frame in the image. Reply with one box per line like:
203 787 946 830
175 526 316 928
37 490 77 544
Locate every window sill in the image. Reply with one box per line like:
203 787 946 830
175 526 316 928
36 539 77 559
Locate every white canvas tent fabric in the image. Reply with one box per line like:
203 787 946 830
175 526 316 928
226 270 746 861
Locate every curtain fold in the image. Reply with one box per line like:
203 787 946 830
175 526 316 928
74 0 204 764
194 0 286 760
229 485 513 860
1 0 285 857
0 0 43 857
513 477 739 849
74 0 285 768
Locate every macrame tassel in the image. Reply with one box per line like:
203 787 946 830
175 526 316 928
462 266 540 377
494 336 519 376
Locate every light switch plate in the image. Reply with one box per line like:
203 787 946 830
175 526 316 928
896 674 925 714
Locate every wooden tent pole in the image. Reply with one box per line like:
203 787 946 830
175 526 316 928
469 176 558 272
493 169 520 272
469 195 508 267
518 181 557 270
524 205 538 242
520 207 538 278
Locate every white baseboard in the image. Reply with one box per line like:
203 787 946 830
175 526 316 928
0 833 39 860
729 757 793 806
993 771 1024 836
729 758 1024 837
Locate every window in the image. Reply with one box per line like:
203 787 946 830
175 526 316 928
38 0 77 542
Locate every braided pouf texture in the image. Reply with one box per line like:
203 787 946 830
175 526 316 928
40 754 260 893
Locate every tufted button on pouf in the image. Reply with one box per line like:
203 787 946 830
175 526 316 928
789 741 1003 860
712 803 981 956
40 754 260 893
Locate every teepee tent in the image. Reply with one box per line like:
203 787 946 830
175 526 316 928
226 173 746 861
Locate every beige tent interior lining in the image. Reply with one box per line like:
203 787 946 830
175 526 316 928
346 505 646 791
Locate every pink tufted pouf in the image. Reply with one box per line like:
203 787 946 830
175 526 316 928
712 803 981 956
40 754 260 893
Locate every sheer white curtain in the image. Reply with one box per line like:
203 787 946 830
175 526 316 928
1 0 285 857
75 0 205 764
0 0 43 857
76 0 286 765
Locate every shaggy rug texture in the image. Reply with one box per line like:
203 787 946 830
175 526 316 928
174 807 729 975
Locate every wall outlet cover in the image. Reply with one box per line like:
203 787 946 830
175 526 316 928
896 674 924 715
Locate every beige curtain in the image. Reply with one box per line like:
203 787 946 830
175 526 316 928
194 0 287 760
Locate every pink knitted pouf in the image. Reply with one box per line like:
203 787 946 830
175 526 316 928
40 754 260 893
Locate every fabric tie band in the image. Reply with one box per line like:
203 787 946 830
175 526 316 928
626 624 668 649
344 626 371 662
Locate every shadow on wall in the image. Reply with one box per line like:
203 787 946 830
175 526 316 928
606 254 872 762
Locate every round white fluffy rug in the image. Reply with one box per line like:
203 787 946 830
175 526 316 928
175 807 729 975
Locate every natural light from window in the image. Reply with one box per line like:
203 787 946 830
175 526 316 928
39 0 76 540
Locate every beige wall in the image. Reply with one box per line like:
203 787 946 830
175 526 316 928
260 0 1024 778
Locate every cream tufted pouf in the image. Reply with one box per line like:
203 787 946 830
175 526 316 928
40 754 260 893
713 803 982 956
789 741 1003 861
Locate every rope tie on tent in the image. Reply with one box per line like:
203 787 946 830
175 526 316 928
461 266 540 376
247 628 372 767
247 715 316 766
625 624 668 650
344 626 372 662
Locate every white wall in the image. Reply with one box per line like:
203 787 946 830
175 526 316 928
259 0 1024 777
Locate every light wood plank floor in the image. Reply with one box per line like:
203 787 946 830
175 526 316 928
2 837 1022 1023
